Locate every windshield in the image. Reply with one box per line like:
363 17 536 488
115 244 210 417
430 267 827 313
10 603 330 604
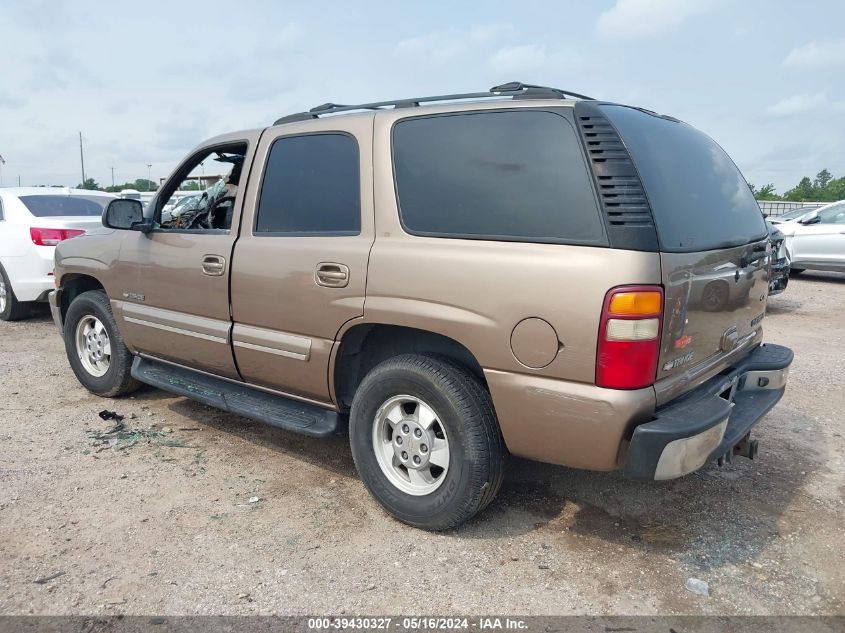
818 201 845 223
779 207 818 220
601 105 767 252
20 195 111 217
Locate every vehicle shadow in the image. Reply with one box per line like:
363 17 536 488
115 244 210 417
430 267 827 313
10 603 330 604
143 387 822 573
456 408 825 572
161 395 357 479
791 271 845 284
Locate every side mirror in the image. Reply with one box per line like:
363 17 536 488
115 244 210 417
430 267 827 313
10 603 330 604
102 199 151 232
799 210 820 225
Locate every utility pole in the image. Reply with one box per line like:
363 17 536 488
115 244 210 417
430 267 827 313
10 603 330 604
146 164 152 191
18 175 21 187
110 167 115 188
79 132 86 187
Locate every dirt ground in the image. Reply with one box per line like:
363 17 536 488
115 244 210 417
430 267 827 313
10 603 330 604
0 272 843 616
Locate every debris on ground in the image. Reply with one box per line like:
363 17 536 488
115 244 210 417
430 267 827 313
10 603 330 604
685 577 710 596
98 410 124 422
248 496 260 504
86 414 191 449
33 571 65 585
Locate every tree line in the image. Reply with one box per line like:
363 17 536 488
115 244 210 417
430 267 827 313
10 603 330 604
750 169 844 202
76 177 158 193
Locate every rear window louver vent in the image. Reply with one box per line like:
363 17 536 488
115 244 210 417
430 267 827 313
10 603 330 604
574 103 659 251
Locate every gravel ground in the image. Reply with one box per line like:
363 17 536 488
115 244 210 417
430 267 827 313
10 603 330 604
0 272 843 616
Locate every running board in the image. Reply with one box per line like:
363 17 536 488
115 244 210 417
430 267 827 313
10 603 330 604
131 356 341 437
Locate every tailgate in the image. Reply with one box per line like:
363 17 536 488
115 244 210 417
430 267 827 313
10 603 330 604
657 239 770 391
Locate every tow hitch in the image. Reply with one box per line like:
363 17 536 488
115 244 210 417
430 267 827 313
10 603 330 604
717 433 759 466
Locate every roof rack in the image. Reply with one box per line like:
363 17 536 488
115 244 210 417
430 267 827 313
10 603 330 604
273 82 595 125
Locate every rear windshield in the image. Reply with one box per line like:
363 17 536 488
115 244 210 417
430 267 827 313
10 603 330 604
19 195 110 217
601 105 767 252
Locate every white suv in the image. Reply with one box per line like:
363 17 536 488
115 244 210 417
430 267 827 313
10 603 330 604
0 187 115 320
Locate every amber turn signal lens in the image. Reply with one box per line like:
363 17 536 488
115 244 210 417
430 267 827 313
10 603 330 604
608 291 662 316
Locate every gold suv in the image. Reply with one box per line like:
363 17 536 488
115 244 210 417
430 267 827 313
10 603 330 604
51 83 793 530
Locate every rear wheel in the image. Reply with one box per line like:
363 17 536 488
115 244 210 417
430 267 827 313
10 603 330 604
0 266 31 321
349 354 504 530
63 290 141 397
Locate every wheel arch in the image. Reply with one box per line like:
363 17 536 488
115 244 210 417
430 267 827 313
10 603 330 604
59 274 106 323
332 322 486 410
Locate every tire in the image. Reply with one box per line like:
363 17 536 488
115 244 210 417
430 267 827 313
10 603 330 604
63 289 141 397
790 268 805 276
349 354 505 530
0 265 31 321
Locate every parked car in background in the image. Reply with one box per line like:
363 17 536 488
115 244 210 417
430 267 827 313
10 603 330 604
767 204 824 224
0 187 115 320
776 200 845 274
767 221 789 295
50 83 792 530
161 192 201 225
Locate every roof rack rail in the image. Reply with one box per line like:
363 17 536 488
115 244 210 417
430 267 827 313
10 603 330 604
273 82 594 125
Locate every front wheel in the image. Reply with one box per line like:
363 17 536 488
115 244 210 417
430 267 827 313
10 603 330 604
63 290 141 397
349 354 505 530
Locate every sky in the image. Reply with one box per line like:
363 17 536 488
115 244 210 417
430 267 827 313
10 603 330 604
0 0 843 194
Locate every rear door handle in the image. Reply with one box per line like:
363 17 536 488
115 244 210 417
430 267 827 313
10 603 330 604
202 254 226 276
315 262 349 288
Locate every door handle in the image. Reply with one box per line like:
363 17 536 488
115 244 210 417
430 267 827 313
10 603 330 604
315 262 349 288
202 254 226 276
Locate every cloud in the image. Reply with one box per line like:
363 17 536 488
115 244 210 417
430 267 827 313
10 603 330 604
489 45 580 75
783 38 845 69
596 0 715 40
0 91 25 109
396 24 513 66
765 93 845 117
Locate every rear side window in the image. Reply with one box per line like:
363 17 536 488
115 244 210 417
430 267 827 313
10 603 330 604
601 105 767 252
392 111 606 244
255 133 360 235
19 195 109 217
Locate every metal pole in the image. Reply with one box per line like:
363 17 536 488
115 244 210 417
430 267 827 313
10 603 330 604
110 167 115 188
146 164 152 191
79 132 86 187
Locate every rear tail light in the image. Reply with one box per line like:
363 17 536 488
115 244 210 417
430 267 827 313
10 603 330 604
30 227 85 246
596 285 664 389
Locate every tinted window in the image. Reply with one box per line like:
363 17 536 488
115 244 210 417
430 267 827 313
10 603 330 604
20 195 110 217
392 111 605 244
255 134 360 234
601 105 767 252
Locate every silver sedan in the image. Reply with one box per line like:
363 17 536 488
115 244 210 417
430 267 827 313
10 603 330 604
777 200 845 273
